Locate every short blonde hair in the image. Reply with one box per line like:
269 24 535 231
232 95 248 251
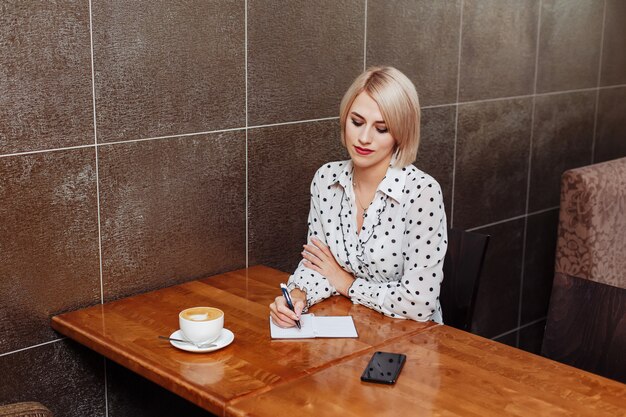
339 67 421 168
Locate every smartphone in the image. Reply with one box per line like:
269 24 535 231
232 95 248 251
360 351 406 385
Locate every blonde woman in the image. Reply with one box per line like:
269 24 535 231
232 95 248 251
270 67 448 328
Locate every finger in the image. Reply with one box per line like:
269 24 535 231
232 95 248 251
312 237 332 255
274 306 297 325
302 250 322 266
303 244 325 260
271 296 296 321
293 299 305 317
276 300 299 321
270 311 294 328
302 259 323 274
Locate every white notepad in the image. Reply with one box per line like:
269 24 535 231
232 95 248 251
269 314 358 339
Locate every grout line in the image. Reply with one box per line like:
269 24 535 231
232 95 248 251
598 83 626 90
591 0 608 164
458 93 534 107
528 205 559 216
247 116 339 130
245 0 249 269
0 143 96 159
421 103 457 110
535 86 597 97
466 213 528 232
87 0 104 307
450 0 465 228
363 0 368 71
87 1 108 415
103 357 109 417
462 206 559 233
98 126 246 147
516 0 544 348
492 316 547 341
0 338 65 358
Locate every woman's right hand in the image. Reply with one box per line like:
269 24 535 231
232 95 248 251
269 288 307 328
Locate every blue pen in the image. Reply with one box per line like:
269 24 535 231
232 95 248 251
280 283 301 329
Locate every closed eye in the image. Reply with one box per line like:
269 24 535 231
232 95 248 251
351 119 363 127
376 127 388 133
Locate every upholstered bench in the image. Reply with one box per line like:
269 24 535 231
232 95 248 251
542 157 626 382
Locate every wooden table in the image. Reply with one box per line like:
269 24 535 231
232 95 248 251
52 266 626 417
51 266 434 415
227 324 626 417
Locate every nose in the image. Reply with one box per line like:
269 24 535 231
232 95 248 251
358 125 374 144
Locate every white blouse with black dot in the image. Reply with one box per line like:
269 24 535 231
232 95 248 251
287 159 448 323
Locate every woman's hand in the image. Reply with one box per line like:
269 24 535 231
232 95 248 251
302 237 355 296
269 288 306 328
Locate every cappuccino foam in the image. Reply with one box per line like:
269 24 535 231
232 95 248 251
181 307 223 322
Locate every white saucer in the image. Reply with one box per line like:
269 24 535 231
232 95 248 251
169 329 234 353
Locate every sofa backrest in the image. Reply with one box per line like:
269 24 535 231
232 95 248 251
555 157 626 288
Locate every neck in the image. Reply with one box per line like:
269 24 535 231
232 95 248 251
353 154 392 191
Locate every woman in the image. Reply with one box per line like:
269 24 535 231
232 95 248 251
270 67 448 328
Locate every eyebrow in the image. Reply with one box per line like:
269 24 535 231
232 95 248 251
350 111 385 124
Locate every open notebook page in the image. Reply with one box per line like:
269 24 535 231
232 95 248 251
269 314 358 339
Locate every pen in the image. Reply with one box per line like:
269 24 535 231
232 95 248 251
280 283 301 329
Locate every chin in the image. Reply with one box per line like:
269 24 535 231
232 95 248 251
350 156 380 170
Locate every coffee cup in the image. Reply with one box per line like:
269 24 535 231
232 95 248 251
179 307 224 344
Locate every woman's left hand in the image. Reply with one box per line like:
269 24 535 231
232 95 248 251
302 237 355 296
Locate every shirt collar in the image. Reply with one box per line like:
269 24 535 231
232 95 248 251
336 160 354 190
377 161 407 202
335 157 407 203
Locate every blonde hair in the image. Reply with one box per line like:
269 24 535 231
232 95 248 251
339 67 421 167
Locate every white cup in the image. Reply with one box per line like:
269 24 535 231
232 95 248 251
179 307 224 344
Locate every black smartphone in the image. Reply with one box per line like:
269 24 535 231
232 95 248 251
360 351 406 385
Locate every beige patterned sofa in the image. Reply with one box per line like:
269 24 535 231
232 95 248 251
542 157 626 382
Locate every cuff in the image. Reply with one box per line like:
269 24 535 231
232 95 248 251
348 278 386 306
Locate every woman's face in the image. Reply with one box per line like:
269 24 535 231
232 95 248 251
345 92 396 171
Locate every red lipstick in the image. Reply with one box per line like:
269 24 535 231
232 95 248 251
355 146 374 156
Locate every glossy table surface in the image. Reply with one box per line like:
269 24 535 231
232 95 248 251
227 324 626 417
51 266 434 416
52 266 626 416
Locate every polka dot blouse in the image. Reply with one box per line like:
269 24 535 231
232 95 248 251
287 159 448 323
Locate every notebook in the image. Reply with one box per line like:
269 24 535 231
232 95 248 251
269 314 358 339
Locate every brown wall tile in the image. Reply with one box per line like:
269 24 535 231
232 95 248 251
454 98 532 229
248 121 348 273
529 91 595 212
247 0 364 126
367 0 462 106
0 1 93 154
460 0 539 101
92 0 245 142
536 0 604 93
98 132 246 301
0 149 101 354
415 106 456 221
471 218 525 339
0 340 105 417
594 86 626 163
600 0 626 86
522 209 559 324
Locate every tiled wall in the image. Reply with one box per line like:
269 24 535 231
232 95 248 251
1 1 624 415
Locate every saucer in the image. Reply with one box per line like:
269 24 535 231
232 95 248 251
169 329 234 353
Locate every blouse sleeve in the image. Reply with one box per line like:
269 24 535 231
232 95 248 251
287 169 338 309
348 178 447 321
